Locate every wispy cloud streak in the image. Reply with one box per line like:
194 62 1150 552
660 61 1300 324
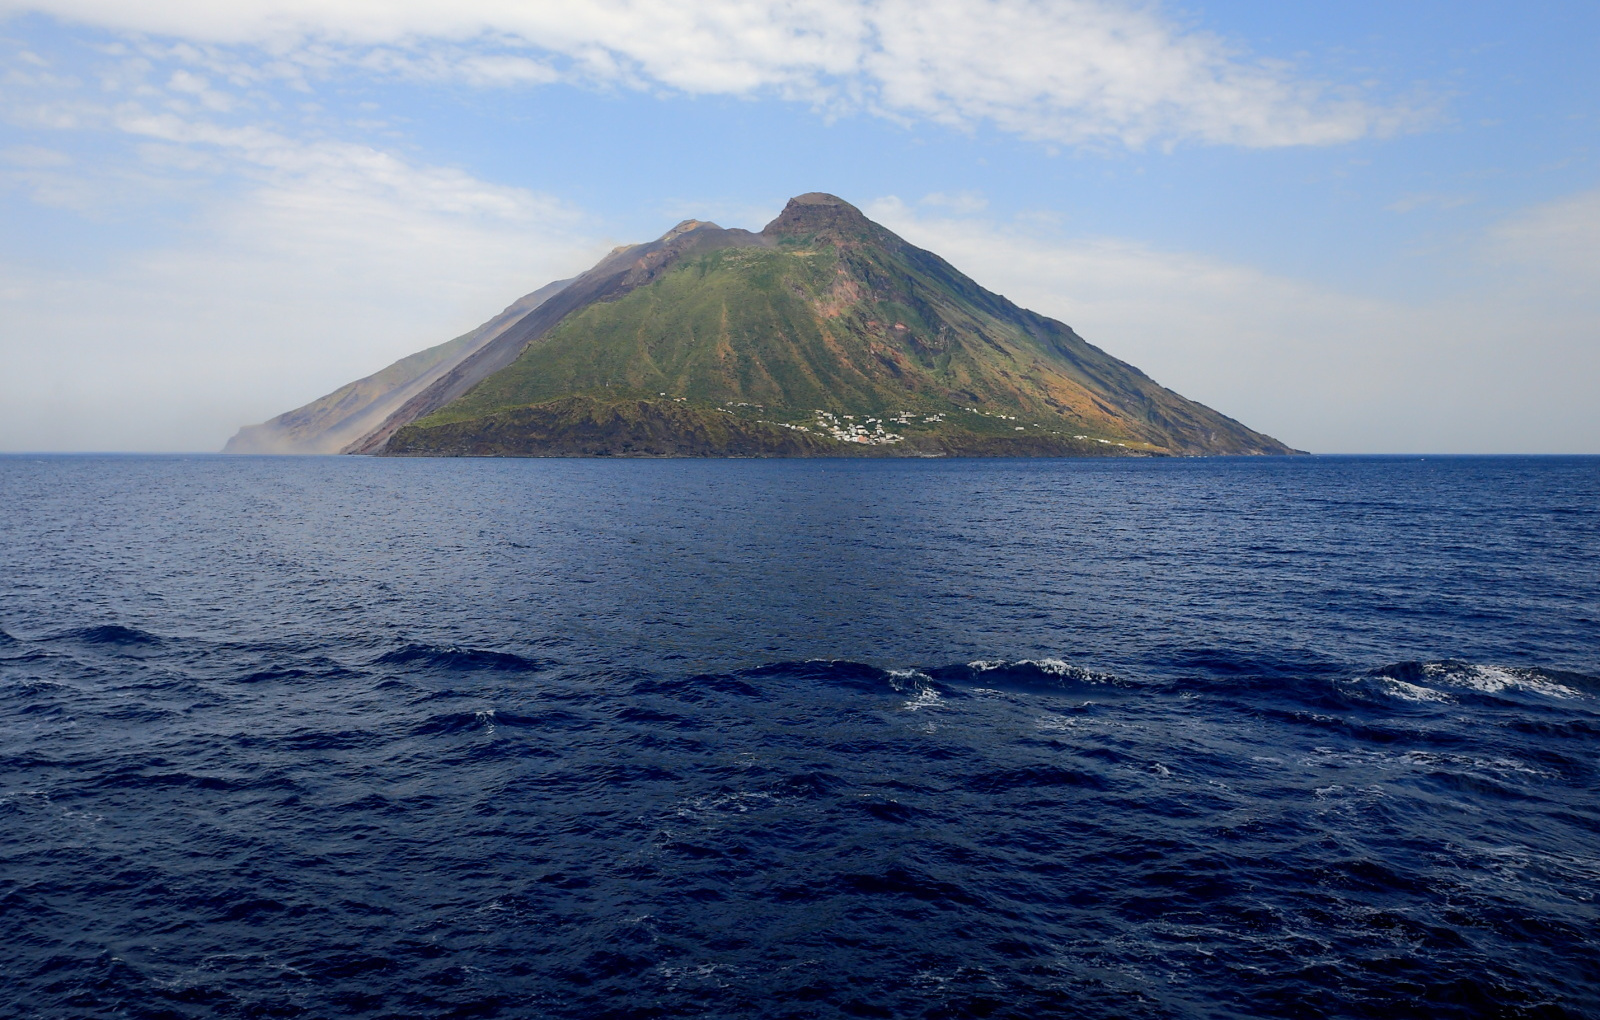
3 0 1418 148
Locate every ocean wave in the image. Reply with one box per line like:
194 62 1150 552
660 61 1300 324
633 672 766 701
371 643 553 673
926 658 1119 691
1364 661 1593 702
238 662 361 684
750 659 892 691
642 658 1122 704
52 623 166 647
7 641 1598 1018
0 628 49 665
409 708 502 736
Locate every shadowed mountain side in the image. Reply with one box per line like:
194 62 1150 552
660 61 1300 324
385 194 1296 457
222 277 572 455
383 395 1122 458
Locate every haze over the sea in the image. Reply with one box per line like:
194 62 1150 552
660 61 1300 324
1 1 1596 454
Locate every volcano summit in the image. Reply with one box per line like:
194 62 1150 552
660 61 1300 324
225 194 1296 458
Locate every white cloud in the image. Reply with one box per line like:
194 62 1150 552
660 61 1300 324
0 125 601 452
865 197 1600 453
1488 187 1600 289
1 142 70 166
113 115 559 221
1 0 1413 149
0 38 613 451
921 190 987 214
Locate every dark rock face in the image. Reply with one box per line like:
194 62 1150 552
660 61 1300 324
384 397 841 458
760 192 882 243
382 397 1132 458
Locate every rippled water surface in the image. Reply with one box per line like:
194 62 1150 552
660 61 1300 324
1 454 1597 1018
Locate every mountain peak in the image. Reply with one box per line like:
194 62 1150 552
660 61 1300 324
789 192 851 207
762 193 874 240
659 218 721 242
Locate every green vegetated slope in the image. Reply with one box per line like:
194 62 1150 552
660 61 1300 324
386 195 1295 457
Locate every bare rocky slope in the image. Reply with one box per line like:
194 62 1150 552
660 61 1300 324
222 278 571 455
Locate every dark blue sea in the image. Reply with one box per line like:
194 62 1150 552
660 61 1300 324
2 454 1597 1019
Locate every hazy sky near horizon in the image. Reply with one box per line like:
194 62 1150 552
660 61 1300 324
1 1 1596 453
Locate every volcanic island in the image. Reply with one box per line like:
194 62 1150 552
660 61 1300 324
226 193 1297 458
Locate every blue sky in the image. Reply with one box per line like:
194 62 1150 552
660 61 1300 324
1 0 1596 452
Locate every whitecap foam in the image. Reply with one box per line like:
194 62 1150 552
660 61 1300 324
655 962 732 991
965 658 1116 683
1029 658 1075 675
1035 714 1079 732
1423 663 1581 700
1413 751 1557 779
1375 677 1455 703
673 790 775 818
1356 662 1586 703
1303 745 1556 780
